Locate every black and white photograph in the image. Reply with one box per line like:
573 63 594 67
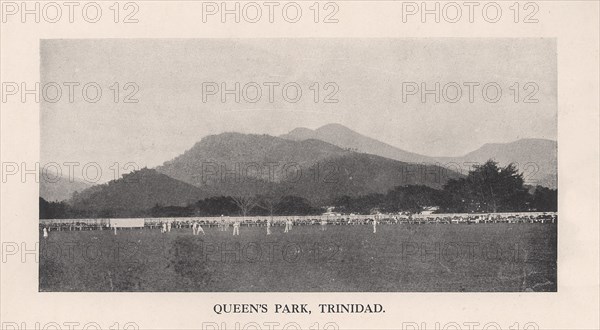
2 1 600 329
37 38 558 292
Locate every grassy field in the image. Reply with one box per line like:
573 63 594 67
39 223 557 292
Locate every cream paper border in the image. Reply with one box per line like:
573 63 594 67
1 1 598 329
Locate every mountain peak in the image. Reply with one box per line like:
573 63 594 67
281 123 433 163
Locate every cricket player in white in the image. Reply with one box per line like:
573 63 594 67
372 218 377 234
43 227 49 239
192 222 197 234
233 221 240 236
284 219 291 233
161 222 167 233
196 224 205 235
321 219 327 231
266 220 271 235
167 222 172 232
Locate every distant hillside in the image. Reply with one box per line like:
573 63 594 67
40 173 92 202
281 123 434 164
435 138 557 189
157 132 350 186
282 124 557 189
69 168 208 213
273 152 463 204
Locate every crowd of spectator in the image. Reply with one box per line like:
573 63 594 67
39 212 557 232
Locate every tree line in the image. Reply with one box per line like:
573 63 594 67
39 194 324 219
335 160 557 214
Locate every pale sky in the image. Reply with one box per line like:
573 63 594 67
41 38 556 182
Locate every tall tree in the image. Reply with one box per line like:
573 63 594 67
231 194 259 217
442 160 529 213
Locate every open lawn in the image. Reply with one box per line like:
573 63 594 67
39 223 557 292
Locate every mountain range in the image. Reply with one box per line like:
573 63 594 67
43 124 557 213
281 123 557 188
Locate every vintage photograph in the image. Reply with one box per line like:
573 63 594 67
38 38 557 292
